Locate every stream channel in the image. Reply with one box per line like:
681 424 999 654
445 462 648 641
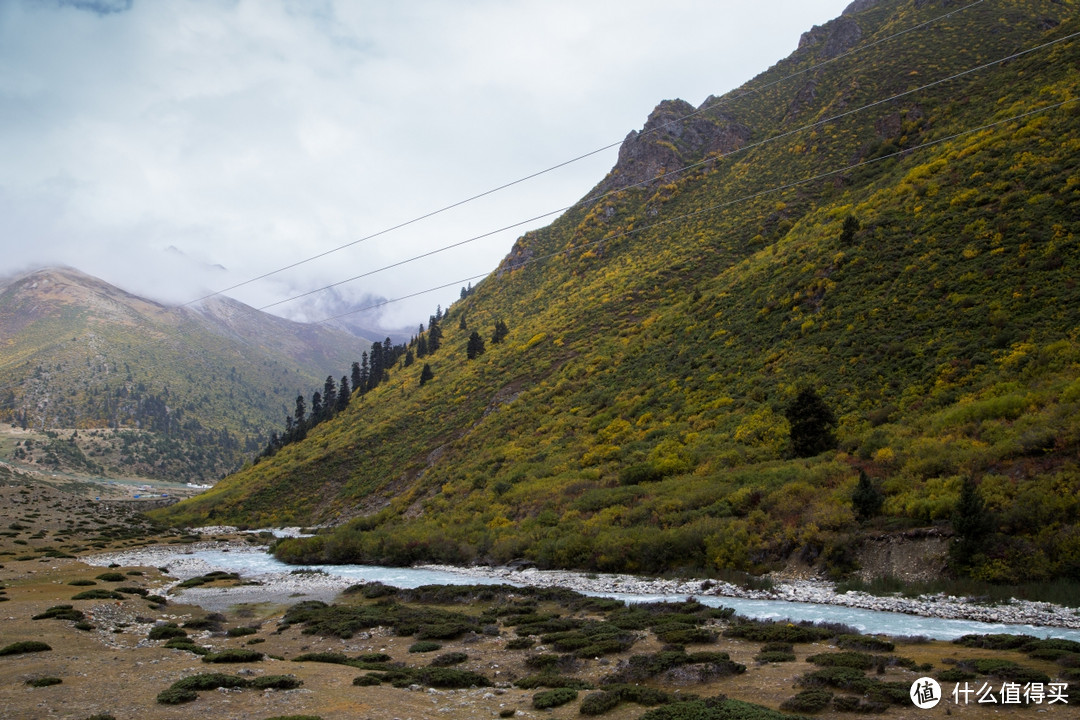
182 547 1080 643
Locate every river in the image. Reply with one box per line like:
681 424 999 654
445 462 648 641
176 546 1080 643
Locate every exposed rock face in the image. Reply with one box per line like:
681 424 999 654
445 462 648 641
797 16 863 59
594 99 751 197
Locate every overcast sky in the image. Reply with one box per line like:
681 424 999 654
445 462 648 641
0 0 853 330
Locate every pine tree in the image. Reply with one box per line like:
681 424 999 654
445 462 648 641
951 477 991 571
840 215 860 246
310 391 323 422
404 349 415 367
852 469 884 520
322 376 336 419
293 394 306 428
416 334 428 358
337 375 350 412
351 361 361 392
419 363 434 386
358 352 370 393
467 330 485 360
785 388 837 458
428 317 442 353
492 319 509 344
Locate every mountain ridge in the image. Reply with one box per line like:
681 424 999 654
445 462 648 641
0 266 374 481
156 0 1080 586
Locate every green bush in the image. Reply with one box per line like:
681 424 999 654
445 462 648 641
171 673 249 691
148 624 187 640
780 689 833 713
352 674 382 686
95 572 126 582
155 687 198 704
227 626 258 637
580 690 622 716
430 651 468 666
201 649 264 663
408 641 443 653
72 589 124 600
67 579 97 586
507 637 535 650
755 650 796 663
0 640 51 656
835 634 894 652
33 605 85 621
26 677 62 688
250 674 303 690
533 687 578 709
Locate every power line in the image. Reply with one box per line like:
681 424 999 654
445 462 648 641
308 96 1078 326
184 0 989 308
261 26 1080 313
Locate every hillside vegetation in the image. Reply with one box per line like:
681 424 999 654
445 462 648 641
156 0 1080 586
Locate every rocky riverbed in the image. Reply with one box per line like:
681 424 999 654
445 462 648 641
85 539 1080 631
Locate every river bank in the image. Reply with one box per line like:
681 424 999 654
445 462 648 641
85 539 1080 634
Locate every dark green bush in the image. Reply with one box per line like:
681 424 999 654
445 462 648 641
33 605 85 621
227 626 258 637
937 668 977 682
430 651 468 666
71 589 124 600
250 674 303 690
67 579 96 586
0 640 51 656
580 690 622 716
95 572 126 582
835 634 894 653
755 650 797 663
201 649 264 663
515 674 593 690
27 677 63 688
780 689 833 713
408 640 442 653
171 673 249 691
507 637 535 650
155 687 198 705
148 624 187 640
533 687 578 709
352 674 382 686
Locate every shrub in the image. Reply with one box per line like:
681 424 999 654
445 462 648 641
937 668 977 682
408 641 442 653
352 674 382 686
835 634 894 652
201 649 264 663
293 652 349 665
67 579 96 586
580 690 622 716
27 677 62 687
95 572 126 582
171 673 249 691
227 626 258 637
0 641 51 656
533 687 578 709
71 589 123 600
780 689 833 713
33 605 85 621
250 674 303 690
515 675 593 690
430 651 468 667
755 650 797 663
148 624 187 640
155 687 198 705
507 637 535 650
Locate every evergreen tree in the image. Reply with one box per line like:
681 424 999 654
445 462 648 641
459 313 467 330
428 317 442 353
492 319 509 344
310 391 323 422
293 394 306 428
322 376 336 419
416 334 428 358
467 330 485 360
785 387 837 458
404 349 415 367
351 361 361 392
419 363 434 386
368 343 384 392
852 469 884 520
460 286 468 300
358 352 370 394
952 477 991 571
840 215 860 246
337 375 350 412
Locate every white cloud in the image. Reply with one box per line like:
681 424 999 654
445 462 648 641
0 0 852 328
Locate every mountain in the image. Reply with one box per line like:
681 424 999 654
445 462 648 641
0 266 372 481
156 0 1080 586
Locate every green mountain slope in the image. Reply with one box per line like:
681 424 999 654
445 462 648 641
156 0 1080 584
0 267 371 482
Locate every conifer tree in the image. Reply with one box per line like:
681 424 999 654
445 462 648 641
785 388 837 458
952 477 991 571
351 361 361 392
358 352 370 393
419 363 434 386
293 394 306 428
492 319 509 344
428 318 442 353
337 375 350 412
310 391 323 422
322 376 336 418
852 469 884 520
467 330 485 360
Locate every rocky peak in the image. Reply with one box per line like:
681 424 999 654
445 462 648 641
593 98 751 197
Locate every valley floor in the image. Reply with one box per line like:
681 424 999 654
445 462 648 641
1 481 1076 720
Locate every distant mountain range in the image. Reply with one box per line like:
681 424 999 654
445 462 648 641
157 0 1078 586
0 266 376 481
